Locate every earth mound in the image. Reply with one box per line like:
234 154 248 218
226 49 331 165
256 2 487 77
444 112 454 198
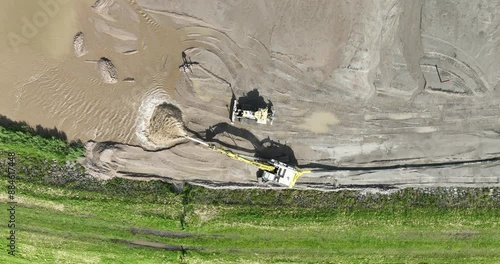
97 57 118 84
145 103 187 147
73 32 87 57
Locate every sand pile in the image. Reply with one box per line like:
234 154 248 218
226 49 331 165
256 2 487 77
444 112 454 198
135 90 188 150
73 32 87 57
97 57 118 84
146 103 187 146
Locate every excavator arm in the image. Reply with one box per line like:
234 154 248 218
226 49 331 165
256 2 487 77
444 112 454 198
209 144 276 172
186 136 310 187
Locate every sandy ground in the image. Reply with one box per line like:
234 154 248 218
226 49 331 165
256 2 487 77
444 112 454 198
1 0 499 190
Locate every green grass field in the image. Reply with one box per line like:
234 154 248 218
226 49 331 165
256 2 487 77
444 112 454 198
0 125 499 263
0 126 83 161
0 179 499 263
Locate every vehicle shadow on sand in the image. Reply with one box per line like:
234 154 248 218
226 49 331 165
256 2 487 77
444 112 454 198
229 88 274 123
236 89 269 110
185 123 297 165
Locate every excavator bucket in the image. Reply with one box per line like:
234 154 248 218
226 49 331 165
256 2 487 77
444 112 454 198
288 169 312 188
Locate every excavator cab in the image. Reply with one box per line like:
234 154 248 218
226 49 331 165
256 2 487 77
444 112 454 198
230 91 275 125
260 159 307 187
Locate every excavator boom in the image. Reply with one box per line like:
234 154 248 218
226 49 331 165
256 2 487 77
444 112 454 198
186 136 310 187
209 144 276 171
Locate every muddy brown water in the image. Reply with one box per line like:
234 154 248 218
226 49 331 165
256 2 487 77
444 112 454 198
0 0 186 145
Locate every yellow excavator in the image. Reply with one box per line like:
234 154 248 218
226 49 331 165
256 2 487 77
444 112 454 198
186 136 311 188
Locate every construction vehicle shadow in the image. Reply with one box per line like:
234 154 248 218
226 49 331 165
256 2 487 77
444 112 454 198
256 137 297 165
237 89 268 109
178 51 199 72
229 88 275 125
185 123 297 165
235 89 273 113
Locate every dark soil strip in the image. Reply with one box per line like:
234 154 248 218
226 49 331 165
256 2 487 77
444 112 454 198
110 239 199 252
305 155 500 172
130 227 195 238
180 185 191 230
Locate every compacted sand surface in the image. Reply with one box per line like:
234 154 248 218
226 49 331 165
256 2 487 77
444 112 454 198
1 0 499 190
